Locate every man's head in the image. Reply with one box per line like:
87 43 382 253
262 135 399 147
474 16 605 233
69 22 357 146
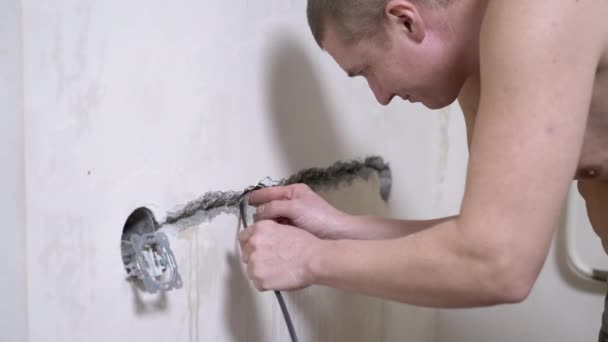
307 0 481 109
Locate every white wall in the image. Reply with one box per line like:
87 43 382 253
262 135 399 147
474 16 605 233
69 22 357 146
19 1 469 341
0 0 28 341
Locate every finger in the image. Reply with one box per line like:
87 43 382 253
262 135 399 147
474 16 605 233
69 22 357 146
238 228 254 245
248 186 291 205
241 242 255 264
249 273 266 291
249 184 308 206
246 264 268 292
255 199 298 222
254 281 268 292
239 229 261 264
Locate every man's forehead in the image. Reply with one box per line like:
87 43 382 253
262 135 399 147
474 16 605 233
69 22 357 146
321 25 365 75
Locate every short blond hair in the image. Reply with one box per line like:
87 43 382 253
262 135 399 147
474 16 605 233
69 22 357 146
307 0 449 47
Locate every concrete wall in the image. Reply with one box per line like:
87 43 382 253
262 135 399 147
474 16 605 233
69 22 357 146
18 1 462 341
0 0 28 341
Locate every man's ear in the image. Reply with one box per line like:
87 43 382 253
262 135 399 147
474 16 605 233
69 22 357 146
385 0 426 42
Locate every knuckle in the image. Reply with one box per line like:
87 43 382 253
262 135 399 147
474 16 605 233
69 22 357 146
266 200 293 218
253 274 268 291
258 282 268 292
251 267 263 283
255 204 265 217
258 220 275 231
254 281 265 291
249 236 261 248
252 273 262 284
259 201 274 216
250 223 263 234
250 251 260 263
248 265 270 291
291 183 311 196
255 224 266 233
283 199 297 212
247 264 258 278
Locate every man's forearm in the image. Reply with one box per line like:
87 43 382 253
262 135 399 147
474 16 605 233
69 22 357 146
333 215 456 240
310 218 526 308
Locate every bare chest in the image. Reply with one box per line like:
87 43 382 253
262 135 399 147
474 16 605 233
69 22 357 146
577 69 608 180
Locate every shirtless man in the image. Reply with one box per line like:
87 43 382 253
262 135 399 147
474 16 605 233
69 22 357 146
238 0 608 338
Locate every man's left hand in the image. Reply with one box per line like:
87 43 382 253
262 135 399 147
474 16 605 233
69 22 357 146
238 220 326 291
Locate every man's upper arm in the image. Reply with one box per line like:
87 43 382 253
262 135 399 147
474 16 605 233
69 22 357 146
459 0 602 283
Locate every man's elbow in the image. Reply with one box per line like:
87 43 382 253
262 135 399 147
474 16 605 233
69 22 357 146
457 219 544 306
496 275 534 304
484 253 537 305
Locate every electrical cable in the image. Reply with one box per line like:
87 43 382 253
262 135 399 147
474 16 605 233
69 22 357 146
238 195 299 342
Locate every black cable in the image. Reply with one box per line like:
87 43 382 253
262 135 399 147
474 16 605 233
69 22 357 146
239 196 299 342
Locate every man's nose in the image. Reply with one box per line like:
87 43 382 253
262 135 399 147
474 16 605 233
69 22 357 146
367 80 393 106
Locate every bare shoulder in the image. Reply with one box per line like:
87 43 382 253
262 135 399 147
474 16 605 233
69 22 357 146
460 0 608 148
482 0 608 32
480 0 606 69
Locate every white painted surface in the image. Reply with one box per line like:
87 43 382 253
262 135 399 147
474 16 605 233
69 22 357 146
19 1 459 341
10 1 606 341
0 0 28 341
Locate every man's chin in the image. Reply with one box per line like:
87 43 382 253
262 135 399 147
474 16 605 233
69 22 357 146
419 99 442 110
424 95 458 110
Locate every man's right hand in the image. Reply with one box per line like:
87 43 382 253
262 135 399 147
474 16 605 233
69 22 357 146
248 184 349 239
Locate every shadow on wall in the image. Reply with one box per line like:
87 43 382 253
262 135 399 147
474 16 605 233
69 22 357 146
224 224 265 342
555 207 605 295
264 30 391 220
262 31 391 342
130 283 169 315
265 31 346 171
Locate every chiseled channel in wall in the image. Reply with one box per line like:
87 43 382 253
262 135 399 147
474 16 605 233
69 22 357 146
120 156 393 293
